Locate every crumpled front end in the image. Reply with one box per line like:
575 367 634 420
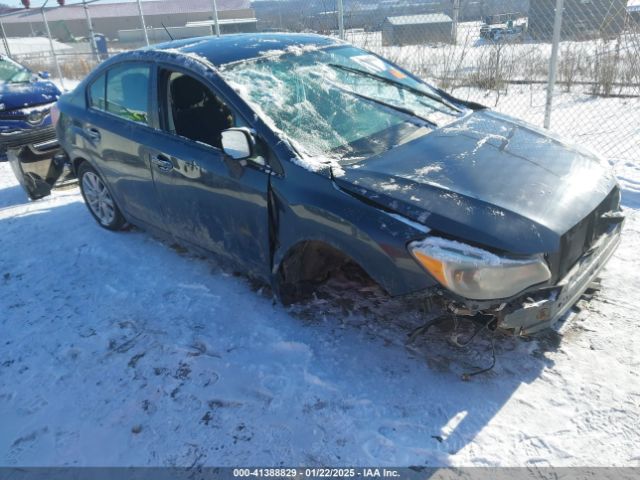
493 219 622 335
434 216 624 336
408 186 625 336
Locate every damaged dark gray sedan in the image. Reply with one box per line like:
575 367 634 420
55 34 624 335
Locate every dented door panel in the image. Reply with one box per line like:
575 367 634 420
149 132 272 281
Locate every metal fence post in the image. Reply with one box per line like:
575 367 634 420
452 0 460 44
83 0 99 62
211 0 221 37
544 0 564 129
136 0 150 46
337 0 345 40
0 21 11 58
41 1 65 91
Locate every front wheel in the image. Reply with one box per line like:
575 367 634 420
78 162 127 231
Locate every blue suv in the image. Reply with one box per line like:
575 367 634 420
0 55 71 199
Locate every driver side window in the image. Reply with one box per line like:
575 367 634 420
161 70 235 149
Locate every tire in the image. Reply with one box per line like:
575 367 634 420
78 162 127 231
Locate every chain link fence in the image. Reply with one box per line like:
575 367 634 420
1 1 103 89
0 0 262 86
338 0 639 163
1 0 638 163
253 0 640 164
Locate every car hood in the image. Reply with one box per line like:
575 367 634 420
335 110 618 255
0 80 61 111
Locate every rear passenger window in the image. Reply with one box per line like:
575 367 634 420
105 63 150 125
88 73 106 110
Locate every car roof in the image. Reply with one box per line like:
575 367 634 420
151 33 341 66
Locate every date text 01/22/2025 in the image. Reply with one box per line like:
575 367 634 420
232 469 401 478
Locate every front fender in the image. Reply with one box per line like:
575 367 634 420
269 166 436 296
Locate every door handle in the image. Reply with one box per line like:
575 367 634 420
85 127 101 142
151 154 173 172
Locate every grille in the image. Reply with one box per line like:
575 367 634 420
0 103 54 122
558 186 621 278
0 110 50 122
0 126 57 150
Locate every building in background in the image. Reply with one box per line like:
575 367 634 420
0 0 255 41
529 0 628 41
382 13 453 46
628 0 640 25
254 0 450 33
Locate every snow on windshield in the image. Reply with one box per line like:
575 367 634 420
0 58 32 83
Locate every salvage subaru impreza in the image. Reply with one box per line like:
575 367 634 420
55 34 624 335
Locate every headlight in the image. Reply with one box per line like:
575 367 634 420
409 236 551 300
50 103 60 127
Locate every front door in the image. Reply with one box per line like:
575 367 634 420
148 68 272 279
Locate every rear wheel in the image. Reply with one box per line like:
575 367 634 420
78 162 127 231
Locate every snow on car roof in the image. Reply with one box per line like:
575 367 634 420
153 33 342 67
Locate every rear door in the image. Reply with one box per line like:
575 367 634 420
81 61 164 229
147 66 272 279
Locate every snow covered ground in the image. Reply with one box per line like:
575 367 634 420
51 78 82 93
1 62 640 466
1 143 639 467
0 37 72 56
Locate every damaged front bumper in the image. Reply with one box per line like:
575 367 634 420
495 221 623 335
439 220 624 336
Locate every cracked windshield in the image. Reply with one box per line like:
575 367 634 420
221 45 463 161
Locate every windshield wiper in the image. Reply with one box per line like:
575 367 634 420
345 89 438 128
328 63 462 114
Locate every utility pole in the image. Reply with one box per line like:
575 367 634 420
41 0 65 90
211 0 221 37
136 0 149 46
544 0 564 129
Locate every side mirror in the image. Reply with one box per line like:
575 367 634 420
221 128 253 160
38 71 51 79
